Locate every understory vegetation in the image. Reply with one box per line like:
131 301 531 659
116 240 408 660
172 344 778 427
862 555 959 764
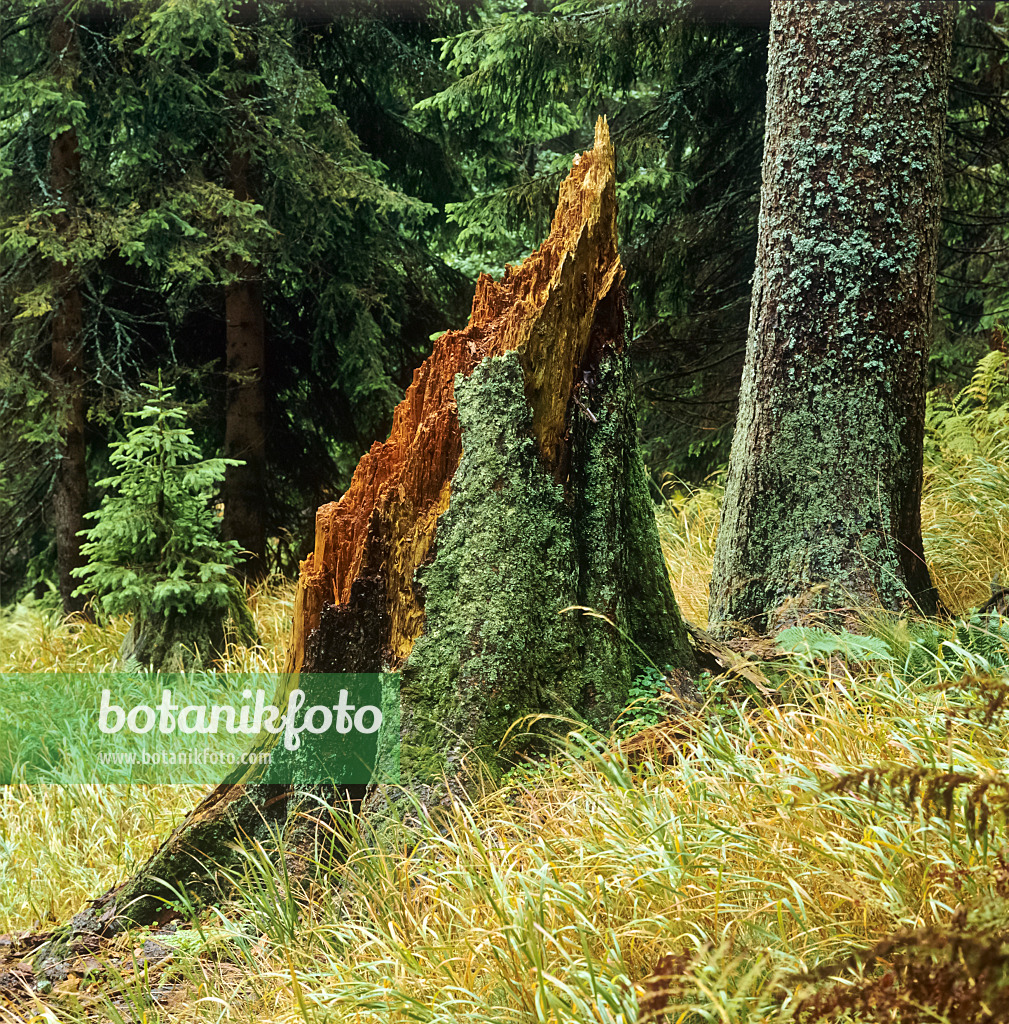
1 367 1009 1023
2 0 1007 1019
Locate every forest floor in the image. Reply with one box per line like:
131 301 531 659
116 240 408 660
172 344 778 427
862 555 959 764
1 429 1009 1022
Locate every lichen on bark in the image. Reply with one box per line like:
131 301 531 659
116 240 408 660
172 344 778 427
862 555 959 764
708 1 953 635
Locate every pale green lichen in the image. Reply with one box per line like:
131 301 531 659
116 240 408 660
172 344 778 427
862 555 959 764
400 346 694 786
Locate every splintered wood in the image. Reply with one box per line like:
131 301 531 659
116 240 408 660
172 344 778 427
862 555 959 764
286 118 622 673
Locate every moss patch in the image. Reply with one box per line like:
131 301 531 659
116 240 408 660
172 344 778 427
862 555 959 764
400 346 695 789
399 351 582 785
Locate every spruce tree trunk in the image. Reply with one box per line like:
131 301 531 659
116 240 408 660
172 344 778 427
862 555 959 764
67 122 696 933
49 4 89 618
708 1 953 636
221 146 267 579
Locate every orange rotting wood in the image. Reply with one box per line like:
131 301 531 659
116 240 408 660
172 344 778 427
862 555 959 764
285 118 621 673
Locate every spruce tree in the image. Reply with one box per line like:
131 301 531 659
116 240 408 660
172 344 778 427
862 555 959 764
707 0 953 634
72 379 254 670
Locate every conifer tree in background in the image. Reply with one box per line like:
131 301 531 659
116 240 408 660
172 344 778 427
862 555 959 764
707 0 954 635
221 24 268 580
104 0 473 576
1 0 471 599
71 379 253 671
47 1 89 617
937 4 1009 378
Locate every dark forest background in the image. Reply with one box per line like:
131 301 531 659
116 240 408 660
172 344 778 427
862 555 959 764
2 0 1006 604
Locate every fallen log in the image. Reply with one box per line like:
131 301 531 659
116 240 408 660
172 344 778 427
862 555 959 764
67 118 696 934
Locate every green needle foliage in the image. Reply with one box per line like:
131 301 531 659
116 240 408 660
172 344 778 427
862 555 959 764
0 0 473 595
72 377 253 669
419 1 1009 480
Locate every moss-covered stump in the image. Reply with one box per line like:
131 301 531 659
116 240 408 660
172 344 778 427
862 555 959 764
293 117 695 790
68 119 695 935
397 345 689 796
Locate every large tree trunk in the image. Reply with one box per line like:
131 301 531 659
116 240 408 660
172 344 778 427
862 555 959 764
707 0 953 636
67 122 696 933
221 146 267 579
49 4 89 619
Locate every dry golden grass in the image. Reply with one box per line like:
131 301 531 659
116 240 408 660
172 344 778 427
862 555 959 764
921 449 1009 614
0 604 128 675
10 662 995 1024
657 479 722 626
0 574 295 675
0 576 295 935
920 351 1009 614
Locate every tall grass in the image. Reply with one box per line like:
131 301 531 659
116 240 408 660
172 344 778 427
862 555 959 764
18 662 1000 1023
920 350 1009 615
2 360 1009 1021
272 670 1005 1023
0 576 295 934
0 574 294 675
921 440 1009 614
657 479 722 626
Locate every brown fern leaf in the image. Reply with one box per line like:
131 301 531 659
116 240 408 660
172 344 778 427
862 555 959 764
930 674 1009 728
828 767 1009 839
636 950 694 1023
791 925 1009 1023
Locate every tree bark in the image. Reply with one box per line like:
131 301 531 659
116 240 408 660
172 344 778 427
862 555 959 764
49 3 89 618
285 119 696 793
66 121 697 934
708 0 953 636
221 147 267 580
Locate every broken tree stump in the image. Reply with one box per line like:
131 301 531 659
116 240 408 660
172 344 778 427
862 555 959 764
290 117 696 792
70 119 696 932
